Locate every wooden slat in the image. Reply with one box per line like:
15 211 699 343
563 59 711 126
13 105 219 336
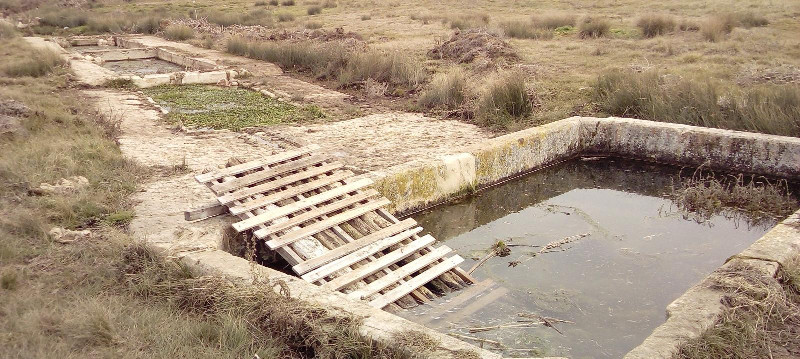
229 171 352 215
184 201 227 221
319 234 434 291
255 189 377 239
211 154 328 194
262 198 391 246
219 162 344 205
292 218 418 275
301 228 424 283
417 279 498 325
195 145 317 183
233 178 373 232
348 246 452 301
369 254 464 309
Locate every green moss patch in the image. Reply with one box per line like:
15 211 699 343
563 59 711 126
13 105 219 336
143 85 324 130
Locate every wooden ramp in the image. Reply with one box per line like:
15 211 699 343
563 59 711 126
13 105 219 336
195 145 475 309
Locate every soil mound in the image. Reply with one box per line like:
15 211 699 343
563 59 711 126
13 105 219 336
428 29 518 64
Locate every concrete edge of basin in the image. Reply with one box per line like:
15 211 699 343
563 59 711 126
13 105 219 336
368 116 800 358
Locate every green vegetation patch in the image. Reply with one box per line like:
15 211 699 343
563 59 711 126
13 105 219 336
143 85 324 130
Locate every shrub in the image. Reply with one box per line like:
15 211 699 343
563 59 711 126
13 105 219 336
419 68 467 109
701 13 737 42
305 21 322 29
87 17 128 33
678 19 700 31
269 0 278 4
37 7 87 28
134 16 162 34
254 0 267 5
164 24 194 40
738 12 769 28
447 13 490 30
277 13 294 22
0 20 17 38
3 49 64 77
531 13 576 30
339 50 425 89
226 36 249 56
637 14 676 38
322 0 337 8
307 6 322 15
501 20 554 39
595 70 800 137
361 15 371 21
281 0 294 5
206 10 272 27
476 71 532 127
578 17 610 38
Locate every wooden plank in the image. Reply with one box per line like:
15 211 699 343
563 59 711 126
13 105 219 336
184 201 227 221
232 178 373 232
348 246 453 301
255 190 378 239
211 154 328 194
302 228 424 283
369 254 464 309
195 145 317 183
442 286 509 323
319 234 435 291
229 171 352 215
219 163 344 205
417 279 497 325
292 218 418 275
262 198 390 246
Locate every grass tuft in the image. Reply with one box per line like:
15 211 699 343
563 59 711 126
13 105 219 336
419 68 467 110
737 12 769 28
307 5 322 15
164 24 194 40
0 20 17 38
476 70 533 127
531 13 576 30
501 20 554 39
637 14 676 38
2 48 64 78
701 13 737 42
277 12 295 22
578 17 610 38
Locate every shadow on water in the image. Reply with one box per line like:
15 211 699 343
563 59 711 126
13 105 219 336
401 157 798 359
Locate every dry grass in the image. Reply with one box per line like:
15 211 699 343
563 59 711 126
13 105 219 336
678 258 800 358
595 70 800 137
476 70 533 128
445 13 490 30
206 10 273 27
2 44 64 78
701 13 737 42
164 24 195 40
277 12 295 22
671 168 799 226
578 16 610 38
531 13 576 30
737 11 769 28
227 37 423 92
500 20 554 40
418 68 467 110
636 14 676 38
307 5 322 15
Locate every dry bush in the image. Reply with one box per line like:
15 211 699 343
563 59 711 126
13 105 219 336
277 12 295 22
305 21 322 29
501 20 554 40
531 13 576 29
701 13 737 42
578 17 610 38
361 14 371 21
36 6 88 28
678 259 800 359
637 14 676 38
595 70 800 137
281 0 295 5
134 16 163 34
3 48 64 77
164 24 194 40
269 0 279 5
428 29 518 64
418 68 467 109
0 19 17 38
738 11 769 28
339 50 425 90
206 10 273 27
678 19 700 31
307 5 322 15
476 70 533 127
446 13 490 30
322 0 337 8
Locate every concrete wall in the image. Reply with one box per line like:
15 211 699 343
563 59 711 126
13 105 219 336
372 116 800 359
88 48 157 62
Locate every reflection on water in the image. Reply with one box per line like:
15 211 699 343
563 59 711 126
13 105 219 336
402 158 782 359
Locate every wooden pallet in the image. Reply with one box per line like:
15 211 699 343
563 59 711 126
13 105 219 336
195 145 475 308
